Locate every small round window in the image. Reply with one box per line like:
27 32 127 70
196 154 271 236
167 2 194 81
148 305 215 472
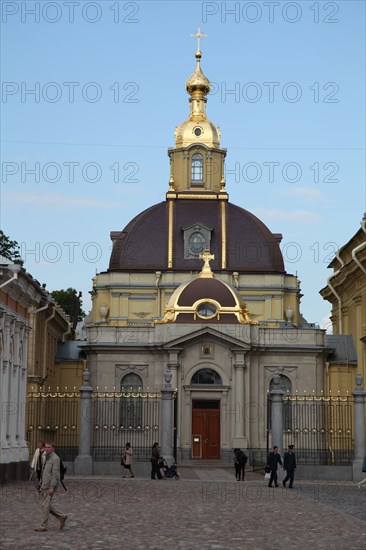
197 302 217 319
194 127 202 136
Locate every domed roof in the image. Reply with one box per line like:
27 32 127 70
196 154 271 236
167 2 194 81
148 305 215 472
108 200 284 273
108 39 284 276
157 256 254 324
174 119 220 149
177 278 237 307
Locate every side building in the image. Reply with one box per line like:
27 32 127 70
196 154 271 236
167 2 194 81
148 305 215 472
0 256 71 482
321 215 366 393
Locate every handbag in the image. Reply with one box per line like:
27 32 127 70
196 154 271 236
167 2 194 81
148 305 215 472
264 472 271 480
121 454 126 466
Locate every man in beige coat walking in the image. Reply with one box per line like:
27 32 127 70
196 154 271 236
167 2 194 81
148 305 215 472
34 442 67 532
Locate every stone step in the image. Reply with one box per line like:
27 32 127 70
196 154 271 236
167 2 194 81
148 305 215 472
179 460 232 468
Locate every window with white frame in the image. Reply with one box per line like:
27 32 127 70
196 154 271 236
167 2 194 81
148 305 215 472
191 153 203 183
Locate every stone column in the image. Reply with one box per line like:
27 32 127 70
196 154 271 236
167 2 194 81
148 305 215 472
232 352 248 449
8 320 19 464
160 370 174 465
167 350 180 391
269 371 284 457
19 325 29 462
352 374 366 481
0 315 13 465
74 367 93 475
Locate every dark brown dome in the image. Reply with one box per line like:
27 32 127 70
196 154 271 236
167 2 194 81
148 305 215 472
109 200 284 273
160 275 249 324
178 278 236 307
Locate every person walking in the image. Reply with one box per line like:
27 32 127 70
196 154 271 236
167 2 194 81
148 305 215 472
34 442 67 532
234 448 248 481
122 442 134 478
283 444 297 488
31 440 45 482
150 442 162 480
266 445 282 487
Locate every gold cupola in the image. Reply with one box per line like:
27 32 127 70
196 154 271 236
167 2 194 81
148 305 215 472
167 30 227 198
174 46 221 149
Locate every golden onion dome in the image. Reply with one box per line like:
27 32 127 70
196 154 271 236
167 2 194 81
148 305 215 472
174 48 220 149
185 50 211 95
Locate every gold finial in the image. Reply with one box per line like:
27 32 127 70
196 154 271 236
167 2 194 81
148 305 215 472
199 250 215 278
190 27 207 52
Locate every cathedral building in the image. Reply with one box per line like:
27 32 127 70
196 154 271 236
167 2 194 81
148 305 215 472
83 43 331 461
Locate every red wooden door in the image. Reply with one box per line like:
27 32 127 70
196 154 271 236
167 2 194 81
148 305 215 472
192 401 220 459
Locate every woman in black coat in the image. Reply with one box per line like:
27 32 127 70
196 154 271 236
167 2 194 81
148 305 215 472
150 442 162 480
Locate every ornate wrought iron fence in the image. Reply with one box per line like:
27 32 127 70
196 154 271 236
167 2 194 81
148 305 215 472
26 390 80 461
282 395 353 465
91 389 161 461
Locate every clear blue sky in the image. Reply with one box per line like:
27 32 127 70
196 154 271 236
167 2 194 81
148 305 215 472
1 1 365 328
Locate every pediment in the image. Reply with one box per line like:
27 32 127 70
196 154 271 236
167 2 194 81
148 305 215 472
162 325 251 350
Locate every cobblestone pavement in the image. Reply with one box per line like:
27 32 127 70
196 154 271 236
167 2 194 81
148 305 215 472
1 468 365 550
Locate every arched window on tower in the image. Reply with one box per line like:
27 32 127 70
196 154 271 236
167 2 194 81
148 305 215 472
119 373 143 429
269 374 292 431
191 154 203 184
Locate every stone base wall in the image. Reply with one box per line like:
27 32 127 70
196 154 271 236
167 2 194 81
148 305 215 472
63 460 356 481
295 465 353 481
0 461 29 484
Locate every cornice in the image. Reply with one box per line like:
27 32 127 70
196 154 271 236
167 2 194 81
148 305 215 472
168 146 227 154
166 192 228 200
0 272 45 310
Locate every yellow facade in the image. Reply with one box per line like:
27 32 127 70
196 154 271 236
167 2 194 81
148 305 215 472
321 216 366 390
27 301 72 392
90 270 302 329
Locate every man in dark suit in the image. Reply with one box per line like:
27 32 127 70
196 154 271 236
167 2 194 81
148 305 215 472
283 444 297 488
267 445 282 487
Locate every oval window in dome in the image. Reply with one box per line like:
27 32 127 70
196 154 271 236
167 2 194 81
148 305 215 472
196 302 217 319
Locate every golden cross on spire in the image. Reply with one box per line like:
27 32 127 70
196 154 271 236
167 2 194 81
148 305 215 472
190 27 207 51
199 250 215 278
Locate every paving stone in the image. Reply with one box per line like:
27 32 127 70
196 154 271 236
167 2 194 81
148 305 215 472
0 468 365 549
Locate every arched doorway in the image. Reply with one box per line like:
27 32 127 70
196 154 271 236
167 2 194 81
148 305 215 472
191 368 222 459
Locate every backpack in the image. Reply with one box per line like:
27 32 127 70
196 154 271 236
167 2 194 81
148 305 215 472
60 460 67 491
236 450 248 465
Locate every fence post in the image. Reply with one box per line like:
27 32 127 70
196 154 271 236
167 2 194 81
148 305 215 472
161 370 174 466
74 367 93 475
270 371 284 458
352 373 366 481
